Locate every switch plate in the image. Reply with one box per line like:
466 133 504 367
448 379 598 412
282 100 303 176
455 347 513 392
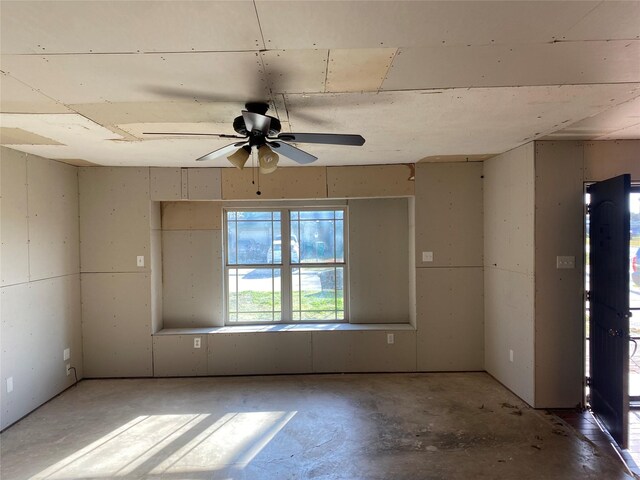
194 337 201 349
137 256 145 267
6 377 13 393
509 349 514 363
556 256 575 269
422 251 433 262
387 333 395 344
63 348 70 361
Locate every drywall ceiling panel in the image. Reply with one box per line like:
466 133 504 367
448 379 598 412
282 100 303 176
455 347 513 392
0 1 261 54
383 41 640 91
153 335 208 377
188 168 222 200
416 267 484 371
208 332 312 375
0 148 29 286
261 50 328 94
162 230 222 329
221 166 327 200
121 122 237 140
418 154 495 163
79 167 151 272
256 1 596 49
561 1 640 41
544 96 640 140
0 128 61 145
0 113 121 148
327 165 414 197
601 123 640 140
0 73 70 113
0 52 267 104
10 137 239 167
162 202 222 231
150 167 182 200
81 273 152 378
27 157 80 281
284 84 640 165
326 48 396 93
312 330 416 373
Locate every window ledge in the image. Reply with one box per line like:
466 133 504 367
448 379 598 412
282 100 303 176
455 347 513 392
155 323 415 336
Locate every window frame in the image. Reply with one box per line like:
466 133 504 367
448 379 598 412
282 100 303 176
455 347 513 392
223 206 349 325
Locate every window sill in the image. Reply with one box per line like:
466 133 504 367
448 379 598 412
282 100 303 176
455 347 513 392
155 323 415 336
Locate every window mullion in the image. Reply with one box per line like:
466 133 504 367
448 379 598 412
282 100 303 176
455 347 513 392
281 209 291 321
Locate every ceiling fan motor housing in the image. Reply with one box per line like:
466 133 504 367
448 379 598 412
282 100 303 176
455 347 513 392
233 115 281 137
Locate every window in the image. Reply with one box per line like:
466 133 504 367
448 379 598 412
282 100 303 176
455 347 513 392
224 208 347 324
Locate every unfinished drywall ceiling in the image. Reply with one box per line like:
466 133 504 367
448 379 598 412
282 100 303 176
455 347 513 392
0 1 638 166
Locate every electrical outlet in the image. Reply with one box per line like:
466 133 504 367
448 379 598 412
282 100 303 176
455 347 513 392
66 364 71 376
387 333 395 344
137 255 145 267
556 256 575 269
6 377 13 393
63 348 70 361
422 251 433 262
194 337 201 349
509 349 514 363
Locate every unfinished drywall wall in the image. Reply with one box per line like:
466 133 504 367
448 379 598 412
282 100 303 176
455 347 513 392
0 147 82 430
584 140 640 182
534 141 584 408
79 167 154 377
484 143 535 406
414 162 484 371
348 198 410 323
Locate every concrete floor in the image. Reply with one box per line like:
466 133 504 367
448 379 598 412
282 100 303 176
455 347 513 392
0 373 632 480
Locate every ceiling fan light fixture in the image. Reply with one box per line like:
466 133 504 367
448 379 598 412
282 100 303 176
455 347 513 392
227 146 250 169
258 145 279 174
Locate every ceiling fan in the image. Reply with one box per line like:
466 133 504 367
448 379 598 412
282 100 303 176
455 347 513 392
143 101 365 174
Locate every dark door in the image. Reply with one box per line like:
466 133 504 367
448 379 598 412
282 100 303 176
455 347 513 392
589 174 631 448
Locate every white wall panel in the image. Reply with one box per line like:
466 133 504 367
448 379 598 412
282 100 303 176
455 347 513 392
161 201 221 230
162 230 222 328
583 140 640 181
483 144 535 274
81 273 152 377
484 267 535 406
153 335 207 377
150 167 182 200
483 143 536 406
416 268 484 372
349 198 409 323
27 156 79 280
79 167 151 272
0 148 29 286
0 275 82 430
187 168 222 200
415 162 483 268
208 332 312 375
312 330 416 373
327 165 414 198
534 141 584 408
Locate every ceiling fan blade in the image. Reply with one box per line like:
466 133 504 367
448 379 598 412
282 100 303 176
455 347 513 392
142 132 246 139
275 133 365 146
268 141 317 165
242 110 271 134
196 142 248 162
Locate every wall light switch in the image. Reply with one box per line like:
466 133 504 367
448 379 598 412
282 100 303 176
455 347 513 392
387 333 395 344
556 256 575 269
194 337 201 349
63 348 70 361
6 377 13 393
509 349 514 363
137 256 145 267
422 251 433 262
